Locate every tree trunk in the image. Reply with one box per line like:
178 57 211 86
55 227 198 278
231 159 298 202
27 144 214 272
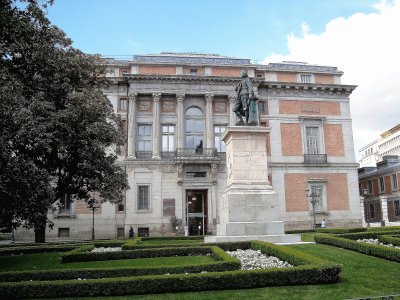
34 224 46 243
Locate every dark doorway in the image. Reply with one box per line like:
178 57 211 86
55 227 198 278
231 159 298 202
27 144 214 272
186 190 208 236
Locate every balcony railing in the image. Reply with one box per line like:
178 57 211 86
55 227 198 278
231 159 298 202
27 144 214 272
175 148 219 162
304 154 327 164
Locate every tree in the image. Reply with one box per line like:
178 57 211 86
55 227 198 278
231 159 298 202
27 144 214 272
0 0 129 242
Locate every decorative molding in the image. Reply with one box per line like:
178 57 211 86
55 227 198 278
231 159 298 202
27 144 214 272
152 92 161 101
205 93 214 103
176 93 185 102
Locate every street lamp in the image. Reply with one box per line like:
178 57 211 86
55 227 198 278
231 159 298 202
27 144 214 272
363 188 370 227
305 187 321 228
87 198 101 241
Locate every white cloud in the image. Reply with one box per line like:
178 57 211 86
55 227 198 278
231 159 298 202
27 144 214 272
262 0 400 159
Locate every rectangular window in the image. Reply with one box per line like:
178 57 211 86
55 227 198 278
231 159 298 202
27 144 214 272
189 68 198 75
137 125 152 152
368 180 373 194
117 227 125 238
138 227 149 237
138 185 149 210
258 101 266 114
394 200 400 216
59 194 72 214
162 125 175 152
305 127 320 154
58 228 70 237
392 174 398 191
309 183 324 212
300 74 311 83
119 98 128 111
379 177 385 193
369 204 375 219
214 125 226 152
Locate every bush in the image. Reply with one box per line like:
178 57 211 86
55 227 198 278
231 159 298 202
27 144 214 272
315 233 400 262
338 230 400 240
316 228 367 234
0 245 79 256
378 235 400 246
61 246 214 263
285 229 316 234
141 236 204 241
367 226 400 232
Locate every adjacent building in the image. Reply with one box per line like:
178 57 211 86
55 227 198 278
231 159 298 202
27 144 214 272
358 123 400 167
358 155 400 225
15 53 362 240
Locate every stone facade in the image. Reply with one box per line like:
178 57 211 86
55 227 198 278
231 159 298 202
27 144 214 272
15 53 362 241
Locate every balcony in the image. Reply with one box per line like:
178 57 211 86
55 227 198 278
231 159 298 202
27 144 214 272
304 154 327 164
175 148 220 163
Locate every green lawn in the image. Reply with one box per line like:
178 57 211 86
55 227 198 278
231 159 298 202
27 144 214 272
55 243 400 300
0 253 215 271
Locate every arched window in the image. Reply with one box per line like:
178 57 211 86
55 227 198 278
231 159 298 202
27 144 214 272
185 107 204 149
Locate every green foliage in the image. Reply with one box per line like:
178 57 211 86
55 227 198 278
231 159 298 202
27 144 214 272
315 233 400 262
285 229 316 234
61 246 214 263
141 236 204 241
0 244 78 256
339 230 400 240
0 0 128 238
316 227 367 234
367 226 400 231
377 235 400 246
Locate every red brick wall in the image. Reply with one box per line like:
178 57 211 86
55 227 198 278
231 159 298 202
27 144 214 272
315 74 335 84
212 67 241 77
281 123 303 156
138 65 176 75
279 100 341 116
324 124 345 157
277 72 297 82
384 175 392 194
284 173 349 212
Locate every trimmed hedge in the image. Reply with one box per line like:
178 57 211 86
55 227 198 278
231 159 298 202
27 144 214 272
61 246 214 263
315 233 400 262
338 230 400 240
378 235 400 246
141 236 204 241
285 229 316 234
0 239 128 256
0 246 240 282
0 241 340 298
316 228 367 234
367 226 400 232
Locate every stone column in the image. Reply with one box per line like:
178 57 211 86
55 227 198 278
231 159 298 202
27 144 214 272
205 93 214 149
127 93 137 158
176 94 185 149
228 94 236 126
152 92 161 159
379 195 390 223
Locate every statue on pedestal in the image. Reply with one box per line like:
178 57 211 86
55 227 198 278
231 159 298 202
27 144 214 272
233 70 258 125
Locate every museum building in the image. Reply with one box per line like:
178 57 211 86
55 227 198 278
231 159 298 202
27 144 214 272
16 53 362 240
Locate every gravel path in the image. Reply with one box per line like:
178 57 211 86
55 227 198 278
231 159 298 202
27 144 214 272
226 249 292 270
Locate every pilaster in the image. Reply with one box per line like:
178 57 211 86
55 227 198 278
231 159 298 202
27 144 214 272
176 93 185 148
152 92 161 159
127 93 137 158
205 93 214 149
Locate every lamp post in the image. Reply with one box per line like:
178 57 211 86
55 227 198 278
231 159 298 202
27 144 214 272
363 188 370 227
305 187 321 228
87 198 100 241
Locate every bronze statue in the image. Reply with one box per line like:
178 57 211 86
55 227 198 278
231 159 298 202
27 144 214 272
233 70 258 125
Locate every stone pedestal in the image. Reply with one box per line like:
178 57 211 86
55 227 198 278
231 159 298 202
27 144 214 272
205 126 300 244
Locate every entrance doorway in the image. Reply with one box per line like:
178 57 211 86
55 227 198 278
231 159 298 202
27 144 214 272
186 190 208 236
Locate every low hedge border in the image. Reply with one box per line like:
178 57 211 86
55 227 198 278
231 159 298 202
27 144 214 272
0 241 340 298
0 239 128 256
316 228 367 234
338 230 400 240
141 236 204 241
0 246 240 282
378 235 400 246
315 233 400 262
61 246 214 263
367 226 400 231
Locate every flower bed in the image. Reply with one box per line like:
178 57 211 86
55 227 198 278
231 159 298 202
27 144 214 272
227 249 292 270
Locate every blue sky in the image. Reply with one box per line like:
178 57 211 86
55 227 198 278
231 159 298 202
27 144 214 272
46 0 400 158
48 0 377 60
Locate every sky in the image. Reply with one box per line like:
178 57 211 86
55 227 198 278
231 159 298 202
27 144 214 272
46 0 400 159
